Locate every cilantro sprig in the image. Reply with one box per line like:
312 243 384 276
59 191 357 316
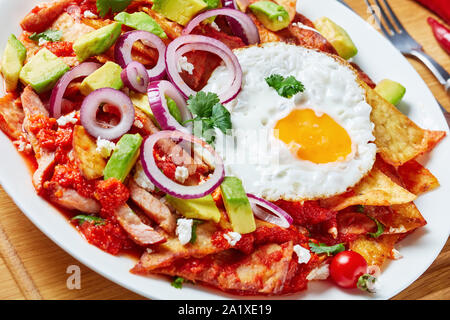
171 277 185 289
72 215 105 226
265 74 305 98
190 219 204 244
29 29 62 43
185 92 232 145
309 242 345 256
96 0 133 18
367 216 385 238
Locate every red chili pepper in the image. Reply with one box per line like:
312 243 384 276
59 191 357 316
416 0 450 25
427 17 450 54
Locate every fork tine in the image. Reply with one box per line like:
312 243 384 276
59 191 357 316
381 0 407 33
364 0 392 38
373 0 396 34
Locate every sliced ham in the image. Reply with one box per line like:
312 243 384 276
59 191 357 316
20 0 73 33
129 180 176 234
115 204 166 246
33 152 56 194
49 183 101 214
0 94 24 140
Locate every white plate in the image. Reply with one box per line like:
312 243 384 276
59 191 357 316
0 0 449 300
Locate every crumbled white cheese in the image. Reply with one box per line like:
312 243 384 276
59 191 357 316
306 263 330 281
175 166 189 183
56 111 78 126
176 218 193 245
391 248 403 260
133 162 155 192
277 15 283 22
14 140 32 153
146 248 153 254
38 38 48 46
96 137 116 158
210 21 220 31
134 119 144 128
389 225 407 233
223 232 242 246
177 56 195 75
83 10 98 18
292 22 321 34
293 245 311 264
328 227 338 239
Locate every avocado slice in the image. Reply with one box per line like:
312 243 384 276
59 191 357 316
103 133 143 182
249 1 290 32
73 22 122 62
19 48 69 93
375 79 406 106
1 35 27 92
114 12 167 39
314 17 358 60
152 0 208 26
165 194 221 223
79 61 123 96
220 177 256 234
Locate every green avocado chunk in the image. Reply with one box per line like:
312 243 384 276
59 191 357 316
314 17 358 60
103 134 143 182
249 1 290 32
73 22 122 62
220 177 256 234
375 79 406 106
19 48 69 93
79 61 123 96
203 0 221 9
152 0 208 26
114 12 167 39
165 194 221 223
1 34 27 91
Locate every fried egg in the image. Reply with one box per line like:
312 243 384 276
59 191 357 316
203 42 376 201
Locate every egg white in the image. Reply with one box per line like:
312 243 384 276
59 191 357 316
203 42 376 201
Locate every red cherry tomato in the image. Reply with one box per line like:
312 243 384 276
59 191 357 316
330 251 368 288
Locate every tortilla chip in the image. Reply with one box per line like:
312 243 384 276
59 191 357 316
72 125 106 180
365 83 445 166
321 167 416 211
380 202 426 234
155 242 293 295
274 0 297 21
0 94 24 140
397 160 440 195
349 234 400 267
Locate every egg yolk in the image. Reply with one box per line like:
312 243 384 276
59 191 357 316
274 108 352 164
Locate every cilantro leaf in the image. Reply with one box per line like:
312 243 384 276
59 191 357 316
356 205 365 213
367 216 384 238
72 215 105 226
190 220 204 244
96 0 133 18
309 242 345 256
265 74 305 98
186 92 232 145
29 29 62 43
171 277 185 289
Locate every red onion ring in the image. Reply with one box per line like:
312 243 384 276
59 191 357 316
114 31 166 81
49 62 101 118
247 194 293 228
140 130 225 199
165 35 242 103
182 8 260 45
80 88 135 140
121 61 149 93
148 80 192 133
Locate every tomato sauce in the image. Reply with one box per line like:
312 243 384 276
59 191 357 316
43 41 75 57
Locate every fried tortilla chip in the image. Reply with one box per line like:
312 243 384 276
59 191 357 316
155 242 294 295
72 125 106 180
349 234 400 267
321 167 416 211
397 160 440 195
365 83 446 166
0 94 24 140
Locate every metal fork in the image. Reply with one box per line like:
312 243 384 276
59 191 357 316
364 0 450 94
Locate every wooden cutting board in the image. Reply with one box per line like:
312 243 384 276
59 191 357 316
0 0 449 300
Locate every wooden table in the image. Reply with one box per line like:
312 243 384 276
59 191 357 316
0 0 449 300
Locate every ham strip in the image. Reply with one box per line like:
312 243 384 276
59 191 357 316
20 0 72 32
115 204 166 246
49 183 101 214
0 94 24 140
129 180 176 234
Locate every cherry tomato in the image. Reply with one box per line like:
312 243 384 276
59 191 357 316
330 250 368 288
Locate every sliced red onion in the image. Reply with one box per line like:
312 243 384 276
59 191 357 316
220 1 251 44
80 88 135 140
182 8 260 45
121 61 149 93
114 30 166 81
148 80 192 133
247 194 293 228
140 130 224 199
50 62 101 118
166 35 242 103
